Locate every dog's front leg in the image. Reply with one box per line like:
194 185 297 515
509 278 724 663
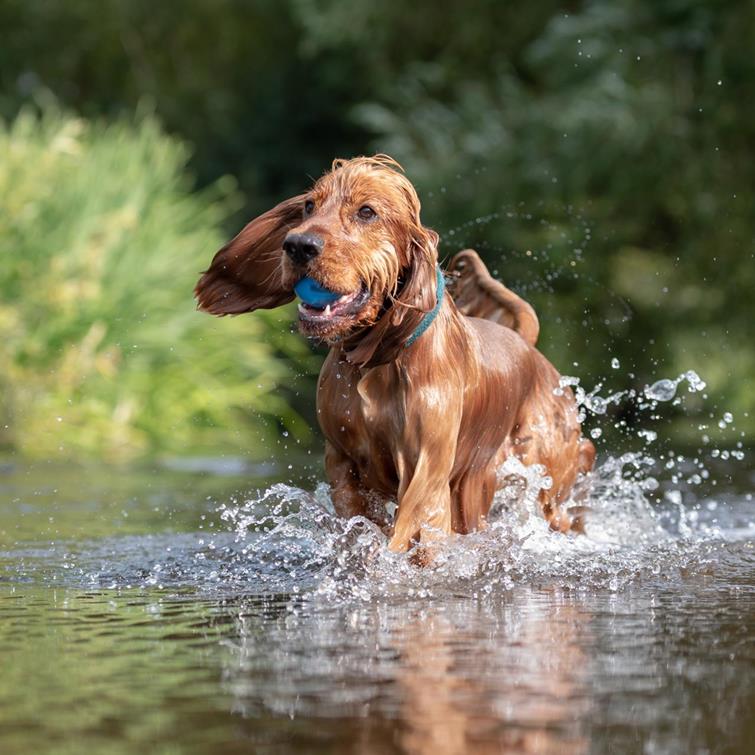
388 441 458 554
386 389 463 555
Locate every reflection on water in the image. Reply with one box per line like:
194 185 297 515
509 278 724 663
225 593 594 754
1 579 753 754
0 454 753 754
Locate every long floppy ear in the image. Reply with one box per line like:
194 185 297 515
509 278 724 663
390 224 439 329
344 223 439 367
195 194 305 314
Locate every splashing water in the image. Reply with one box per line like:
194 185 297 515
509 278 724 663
212 460 739 604
644 370 707 402
5 365 747 604
201 365 749 604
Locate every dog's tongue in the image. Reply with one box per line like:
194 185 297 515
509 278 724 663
294 277 341 307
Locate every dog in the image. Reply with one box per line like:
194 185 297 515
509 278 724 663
195 156 595 554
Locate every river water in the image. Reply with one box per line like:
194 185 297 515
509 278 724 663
0 438 752 755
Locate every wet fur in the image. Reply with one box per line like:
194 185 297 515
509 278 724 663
195 156 595 554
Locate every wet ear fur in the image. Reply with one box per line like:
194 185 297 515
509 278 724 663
392 223 439 327
344 217 439 367
195 194 305 315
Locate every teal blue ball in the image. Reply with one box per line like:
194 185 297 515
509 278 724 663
294 277 341 306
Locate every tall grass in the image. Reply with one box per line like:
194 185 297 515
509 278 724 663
0 107 314 461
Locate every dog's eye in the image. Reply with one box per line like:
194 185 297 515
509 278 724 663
357 205 377 221
304 199 315 215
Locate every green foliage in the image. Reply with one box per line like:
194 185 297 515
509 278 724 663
333 0 755 440
0 0 367 218
0 107 313 460
0 0 753 452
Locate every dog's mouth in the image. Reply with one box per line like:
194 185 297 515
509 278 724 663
297 285 371 325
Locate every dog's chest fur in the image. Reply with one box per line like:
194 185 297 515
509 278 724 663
316 350 402 493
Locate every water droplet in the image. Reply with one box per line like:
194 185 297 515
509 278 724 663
684 370 706 392
645 379 677 402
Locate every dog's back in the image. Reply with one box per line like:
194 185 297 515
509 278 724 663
449 263 595 533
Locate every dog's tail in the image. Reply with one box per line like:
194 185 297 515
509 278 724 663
446 249 539 346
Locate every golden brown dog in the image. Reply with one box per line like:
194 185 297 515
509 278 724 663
195 156 595 553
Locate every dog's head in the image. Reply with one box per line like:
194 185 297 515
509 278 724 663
195 156 440 364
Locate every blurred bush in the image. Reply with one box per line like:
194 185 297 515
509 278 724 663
0 106 314 460
322 0 755 443
0 0 752 451
0 0 367 220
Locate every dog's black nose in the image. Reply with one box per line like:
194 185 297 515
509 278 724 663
283 233 323 264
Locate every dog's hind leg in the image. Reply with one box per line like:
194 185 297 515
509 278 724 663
540 439 596 533
577 437 596 475
564 438 597 531
450 466 499 534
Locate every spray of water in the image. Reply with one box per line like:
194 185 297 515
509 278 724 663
8 362 746 598
207 365 752 603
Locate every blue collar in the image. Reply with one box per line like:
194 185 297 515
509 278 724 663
405 265 445 348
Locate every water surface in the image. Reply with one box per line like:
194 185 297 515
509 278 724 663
0 455 752 754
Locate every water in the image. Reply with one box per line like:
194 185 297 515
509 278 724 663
0 441 752 755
